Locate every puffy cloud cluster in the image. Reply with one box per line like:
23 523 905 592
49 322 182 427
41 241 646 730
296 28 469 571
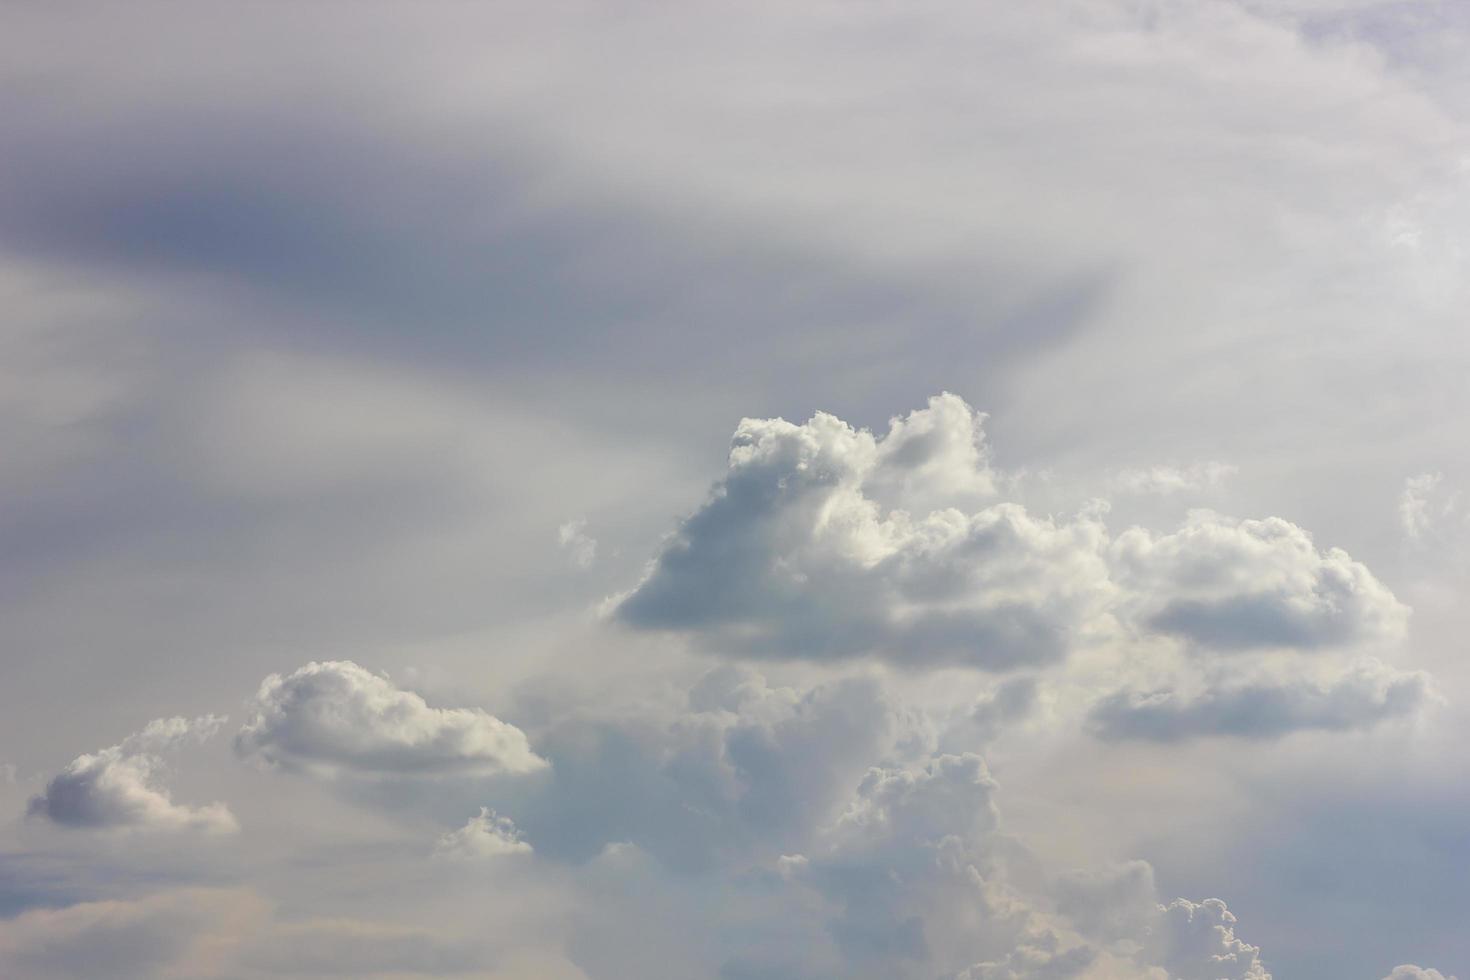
27 716 236 834
619 395 1427 741
234 660 546 777
1382 968 1458 980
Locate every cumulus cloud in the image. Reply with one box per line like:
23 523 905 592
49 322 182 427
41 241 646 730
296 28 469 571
1382 968 1458 980
434 807 532 859
558 518 597 570
1087 660 1434 741
234 660 547 777
1156 897 1271 980
619 397 1410 675
617 394 1113 668
27 716 237 834
1111 511 1409 653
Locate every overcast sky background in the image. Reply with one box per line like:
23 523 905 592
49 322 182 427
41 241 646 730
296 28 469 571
1 2 1467 979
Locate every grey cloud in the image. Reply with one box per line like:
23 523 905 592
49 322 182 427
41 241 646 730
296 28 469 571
1086 660 1433 742
1052 860 1159 944
513 668 896 870
0 887 264 980
27 716 236 834
234 661 546 777
969 678 1040 743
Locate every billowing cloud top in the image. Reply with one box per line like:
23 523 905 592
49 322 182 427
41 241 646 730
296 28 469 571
618 393 1113 668
234 660 547 777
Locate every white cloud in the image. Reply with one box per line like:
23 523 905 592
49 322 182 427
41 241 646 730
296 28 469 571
1382 968 1458 980
558 518 597 570
234 660 547 778
1111 511 1409 652
27 716 237 834
1155 897 1271 980
435 807 532 859
617 394 1113 668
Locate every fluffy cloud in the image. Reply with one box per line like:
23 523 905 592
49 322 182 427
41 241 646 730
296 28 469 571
619 397 1410 674
1156 898 1270 980
1087 660 1434 742
27 716 237 834
434 807 532 859
617 394 1113 668
1382 968 1458 980
234 660 546 777
1111 512 1409 653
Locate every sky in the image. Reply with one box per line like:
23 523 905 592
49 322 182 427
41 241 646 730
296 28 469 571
0 2 1467 978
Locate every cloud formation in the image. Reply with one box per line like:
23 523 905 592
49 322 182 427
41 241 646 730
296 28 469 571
27 716 236 834
620 396 1409 674
1087 660 1434 742
618 394 1112 668
1112 512 1409 653
434 807 532 859
234 660 547 777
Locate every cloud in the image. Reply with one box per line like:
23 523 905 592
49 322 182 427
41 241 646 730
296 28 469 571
27 716 237 834
1401 473 1445 540
434 808 532 860
1156 898 1271 980
513 667 898 870
0 886 494 979
618 395 1414 697
234 660 547 778
558 519 597 570
1112 511 1409 653
0 887 265 980
1383 968 1458 980
617 394 1113 668
1086 660 1434 741
969 678 1040 743
1109 462 1236 496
